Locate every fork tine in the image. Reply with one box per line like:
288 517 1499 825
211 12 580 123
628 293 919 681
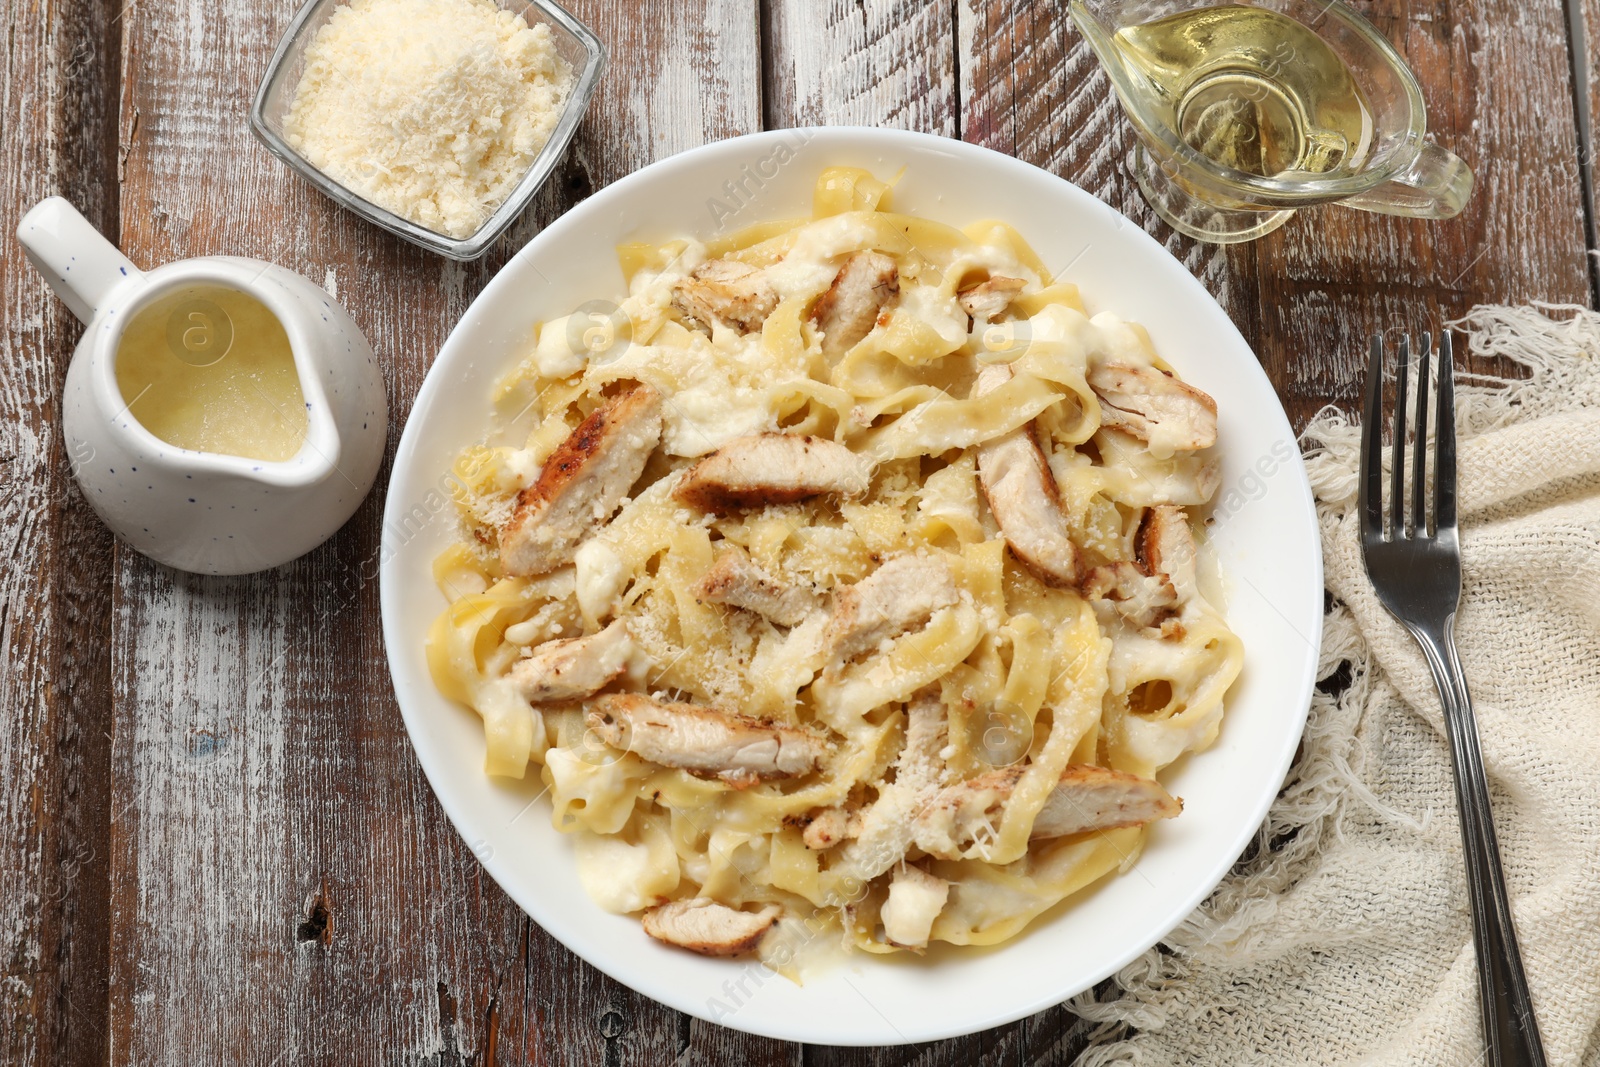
1411 332 1432 535
1389 334 1410 540
1436 332 1457 531
1360 335 1386 537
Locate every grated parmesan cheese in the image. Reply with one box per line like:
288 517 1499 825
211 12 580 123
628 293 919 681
283 0 575 239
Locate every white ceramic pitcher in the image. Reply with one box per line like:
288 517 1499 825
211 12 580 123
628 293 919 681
18 198 388 575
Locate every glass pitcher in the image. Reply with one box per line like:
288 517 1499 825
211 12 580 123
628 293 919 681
1070 0 1473 243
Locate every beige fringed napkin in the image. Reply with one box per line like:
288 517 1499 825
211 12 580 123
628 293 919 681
1068 305 1600 1066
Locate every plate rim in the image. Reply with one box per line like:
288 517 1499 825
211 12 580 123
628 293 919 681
379 125 1324 1047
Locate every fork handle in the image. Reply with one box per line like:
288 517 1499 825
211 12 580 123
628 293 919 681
1413 618 1547 1067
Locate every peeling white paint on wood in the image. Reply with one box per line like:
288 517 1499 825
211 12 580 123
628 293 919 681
767 0 958 134
114 571 296 1059
1 0 120 1064
5 0 1596 1065
103 0 786 1064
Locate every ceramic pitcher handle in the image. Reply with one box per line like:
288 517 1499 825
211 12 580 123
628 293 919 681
1340 141 1475 220
16 197 143 325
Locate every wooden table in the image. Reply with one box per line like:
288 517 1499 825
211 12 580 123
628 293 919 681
3 0 1593 1062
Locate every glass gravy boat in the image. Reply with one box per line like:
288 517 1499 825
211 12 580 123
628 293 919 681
1070 0 1473 243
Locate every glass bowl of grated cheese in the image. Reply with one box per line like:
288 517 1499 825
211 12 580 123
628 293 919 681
251 0 604 260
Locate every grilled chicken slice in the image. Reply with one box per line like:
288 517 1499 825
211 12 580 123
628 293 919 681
811 250 899 358
1138 504 1199 600
695 546 822 626
800 805 862 850
832 691 949 877
587 694 829 788
823 554 960 665
1081 561 1181 637
641 898 780 957
1083 505 1202 635
1088 362 1218 454
672 259 779 335
881 864 950 949
673 434 872 513
500 385 663 576
973 364 1079 587
914 763 1180 857
509 620 633 703
898 688 950 785
1031 764 1184 838
957 276 1027 324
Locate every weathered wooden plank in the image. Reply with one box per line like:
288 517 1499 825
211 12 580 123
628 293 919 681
1578 0 1600 297
809 1030 1026 1067
1250 0 1591 426
28 0 1590 1063
0 0 121 1065
764 0 957 134
107 0 789 1064
109 0 431 1056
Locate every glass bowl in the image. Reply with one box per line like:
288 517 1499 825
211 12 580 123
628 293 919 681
250 0 605 261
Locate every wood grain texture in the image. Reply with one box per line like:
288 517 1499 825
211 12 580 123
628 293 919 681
4 0 1596 1063
1249 0 1592 425
764 0 957 134
1580 0 1600 297
0 0 121 1065
105 0 783 1064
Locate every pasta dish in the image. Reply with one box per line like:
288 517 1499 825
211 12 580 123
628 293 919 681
426 167 1242 966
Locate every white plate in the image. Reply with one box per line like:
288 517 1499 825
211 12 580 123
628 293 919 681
379 127 1323 1046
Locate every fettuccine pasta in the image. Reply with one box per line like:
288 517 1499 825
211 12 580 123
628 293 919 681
427 167 1242 968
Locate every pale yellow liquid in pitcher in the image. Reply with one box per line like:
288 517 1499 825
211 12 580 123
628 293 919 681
1113 5 1373 178
116 285 309 462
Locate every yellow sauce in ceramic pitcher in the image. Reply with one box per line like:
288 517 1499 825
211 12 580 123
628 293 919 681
114 285 310 463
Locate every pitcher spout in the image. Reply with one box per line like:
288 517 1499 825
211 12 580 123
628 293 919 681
97 361 345 492
1067 0 1122 68
1067 1 1163 136
228 408 345 491
158 357 346 491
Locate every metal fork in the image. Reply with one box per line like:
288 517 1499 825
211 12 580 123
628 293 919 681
1359 333 1546 1067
